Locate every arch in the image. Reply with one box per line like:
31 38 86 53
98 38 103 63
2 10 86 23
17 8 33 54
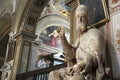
13 0 50 34
36 14 70 36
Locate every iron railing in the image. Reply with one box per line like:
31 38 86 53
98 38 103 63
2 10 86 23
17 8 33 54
16 63 67 80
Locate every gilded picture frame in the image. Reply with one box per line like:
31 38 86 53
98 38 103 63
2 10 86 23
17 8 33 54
78 0 109 27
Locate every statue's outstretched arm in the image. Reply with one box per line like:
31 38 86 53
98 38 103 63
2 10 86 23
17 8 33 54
58 28 76 60
60 34 75 59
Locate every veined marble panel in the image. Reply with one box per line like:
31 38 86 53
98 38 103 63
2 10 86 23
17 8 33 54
111 11 120 78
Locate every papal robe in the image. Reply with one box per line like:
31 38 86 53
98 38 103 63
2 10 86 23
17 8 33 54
49 28 110 80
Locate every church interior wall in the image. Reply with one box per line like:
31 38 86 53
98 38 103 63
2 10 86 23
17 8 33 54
0 0 120 80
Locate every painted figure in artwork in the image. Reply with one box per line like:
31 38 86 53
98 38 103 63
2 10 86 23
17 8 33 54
49 30 60 47
49 5 110 80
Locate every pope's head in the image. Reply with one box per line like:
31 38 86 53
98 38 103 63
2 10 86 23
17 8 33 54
75 5 88 33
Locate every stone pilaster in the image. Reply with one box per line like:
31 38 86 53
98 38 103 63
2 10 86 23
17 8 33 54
11 31 36 80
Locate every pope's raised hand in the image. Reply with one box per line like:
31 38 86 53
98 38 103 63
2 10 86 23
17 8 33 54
57 28 65 37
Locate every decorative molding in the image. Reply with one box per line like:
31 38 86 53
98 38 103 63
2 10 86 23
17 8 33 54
17 0 50 34
33 41 63 54
17 0 35 33
14 31 37 40
36 14 70 36
110 3 120 13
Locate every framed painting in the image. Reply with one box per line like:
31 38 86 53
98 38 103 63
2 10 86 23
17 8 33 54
39 26 70 49
78 0 109 27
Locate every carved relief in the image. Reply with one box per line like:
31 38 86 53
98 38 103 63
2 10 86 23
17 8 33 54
0 63 12 80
